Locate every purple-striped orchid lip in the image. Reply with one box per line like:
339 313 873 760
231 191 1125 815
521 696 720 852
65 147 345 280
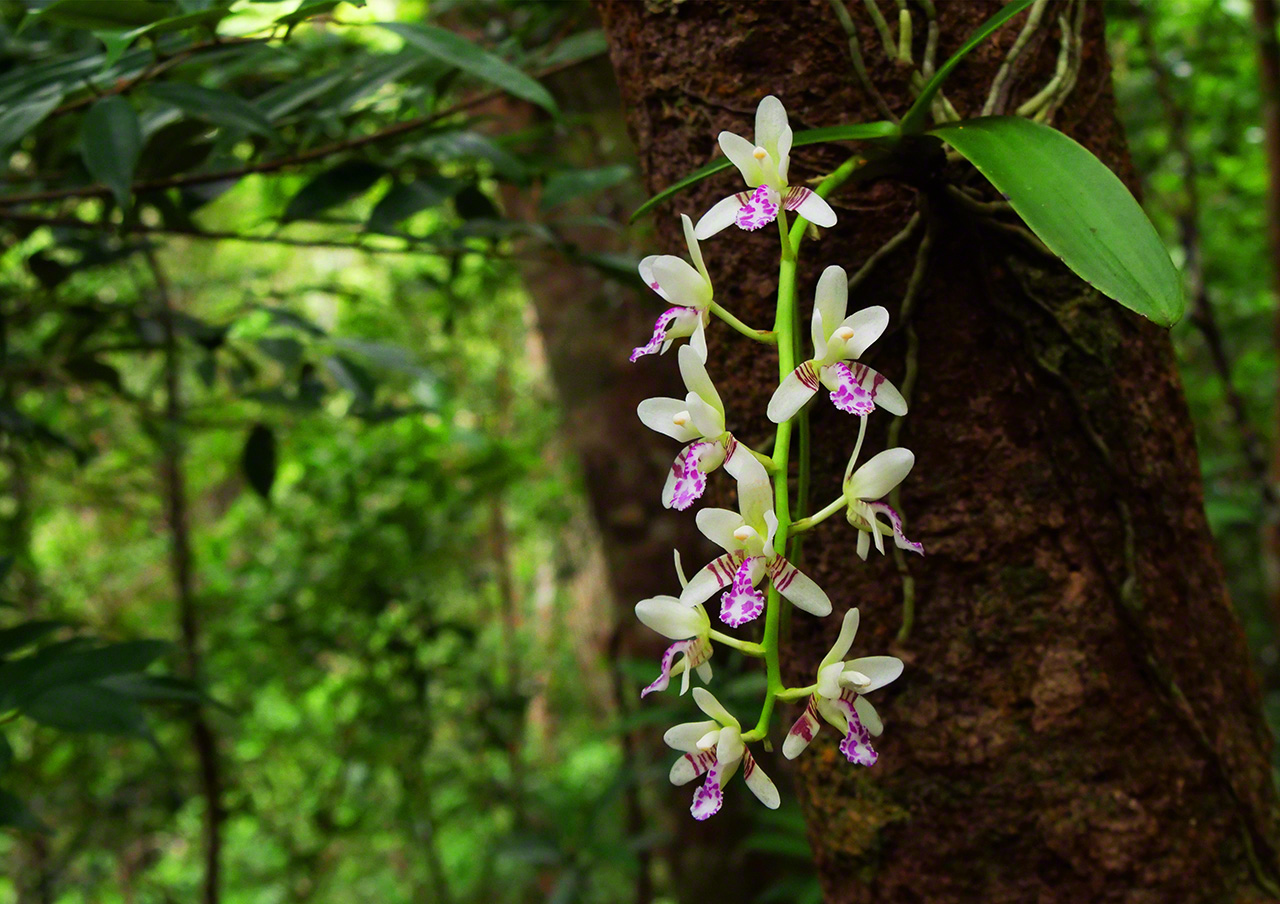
827 361 881 416
734 185 780 231
835 691 878 766
719 556 765 627
630 306 700 363
641 635 713 698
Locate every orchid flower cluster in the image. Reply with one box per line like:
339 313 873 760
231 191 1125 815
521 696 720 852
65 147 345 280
630 97 918 821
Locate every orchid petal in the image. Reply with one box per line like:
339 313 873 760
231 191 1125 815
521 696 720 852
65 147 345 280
836 306 889 359
652 256 712 308
636 595 706 640
742 748 780 809
681 213 710 285
820 608 861 670
641 639 694 697
696 507 745 553
755 95 790 160
718 130 765 187
686 392 725 439
630 306 699 362
678 344 722 414
690 316 708 364
784 185 837 228
669 747 717 784
667 442 712 511
846 448 915 501
693 687 740 729
735 185 780 231
866 501 924 555
637 397 702 443
853 695 884 738
856 529 871 561
638 255 665 299
816 695 847 734
768 558 832 617
836 695 878 766
783 696 822 760
715 727 745 778
680 552 743 607
767 362 821 423
664 719 719 752
842 656 904 694
814 265 849 345
817 661 845 700
695 194 746 240
733 452 774 528
690 765 724 819
719 556 766 627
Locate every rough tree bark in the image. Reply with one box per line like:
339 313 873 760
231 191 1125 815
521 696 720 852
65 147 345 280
596 2 1279 901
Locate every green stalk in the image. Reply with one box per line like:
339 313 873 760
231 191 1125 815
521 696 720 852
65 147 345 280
742 156 865 745
710 300 777 344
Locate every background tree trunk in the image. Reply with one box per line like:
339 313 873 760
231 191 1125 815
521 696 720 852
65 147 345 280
596 1 1280 900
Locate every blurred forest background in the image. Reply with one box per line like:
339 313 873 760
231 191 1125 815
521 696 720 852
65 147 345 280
0 0 1276 902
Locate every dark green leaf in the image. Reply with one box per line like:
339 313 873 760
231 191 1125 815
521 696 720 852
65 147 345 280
931 116 1184 325
542 165 631 210
629 121 897 221
367 176 460 232
242 423 276 501
142 7 232 35
0 735 11 775
0 84 63 155
63 357 122 392
538 29 607 68
15 639 170 703
454 185 497 220
149 83 275 138
100 673 207 706
276 0 341 27
0 789 45 832
382 23 558 115
324 354 375 405
81 96 142 208
417 131 528 184
899 0 1036 134
24 683 149 736
282 161 385 223
0 621 62 658
35 0 169 30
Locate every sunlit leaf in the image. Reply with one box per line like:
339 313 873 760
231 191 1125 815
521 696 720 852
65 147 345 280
282 161 385 223
899 0 1036 134
932 116 1184 325
382 23 559 115
368 176 460 232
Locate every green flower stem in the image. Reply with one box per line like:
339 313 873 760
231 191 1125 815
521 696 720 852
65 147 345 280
708 629 766 656
745 155 866 747
742 443 780 474
710 300 777 344
790 493 850 533
776 684 818 701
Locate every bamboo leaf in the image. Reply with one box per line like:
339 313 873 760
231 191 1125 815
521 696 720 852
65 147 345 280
381 23 558 115
80 96 142 208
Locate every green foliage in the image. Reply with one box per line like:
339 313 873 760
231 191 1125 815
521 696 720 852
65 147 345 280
932 116 1185 325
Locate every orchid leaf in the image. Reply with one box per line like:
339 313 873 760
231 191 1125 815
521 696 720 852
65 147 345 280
932 116 1183 326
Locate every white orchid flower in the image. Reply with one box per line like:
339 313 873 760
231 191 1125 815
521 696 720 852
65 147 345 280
694 95 837 240
631 214 714 363
783 609 903 766
637 345 756 510
636 552 714 697
665 687 780 820
679 454 832 627
767 265 906 423
843 447 924 559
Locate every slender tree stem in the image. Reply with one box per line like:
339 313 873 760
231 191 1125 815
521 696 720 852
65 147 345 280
710 300 776 344
709 630 766 656
791 494 849 533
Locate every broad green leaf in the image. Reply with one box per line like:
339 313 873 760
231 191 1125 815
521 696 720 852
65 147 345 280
931 116 1184 326
382 23 558 115
14 639 170 704
282 161 385 223
242 423 276 501
149 83 275 138
367 176 460 232
142 7 232 35
630 120 897 222
81 96 142 207
0 84 64 155
24 683 149 736
900 0 1036 135
542 165 632 210
417 130 528 184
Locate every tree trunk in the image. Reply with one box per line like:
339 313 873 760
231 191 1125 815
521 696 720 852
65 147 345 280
596 1 1279 900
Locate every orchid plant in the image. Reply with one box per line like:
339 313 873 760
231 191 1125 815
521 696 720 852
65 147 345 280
630 96 911 821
